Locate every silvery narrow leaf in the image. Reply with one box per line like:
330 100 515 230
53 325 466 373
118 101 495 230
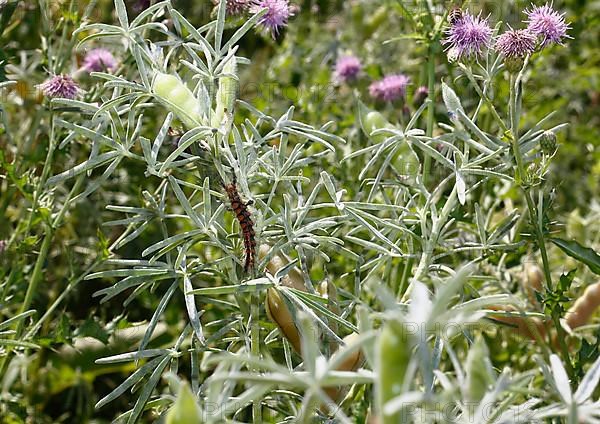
114 0 129 29
183 272 205 344
575 355 600 403
456 171 466 205
550 354 572 404
442 81 464 115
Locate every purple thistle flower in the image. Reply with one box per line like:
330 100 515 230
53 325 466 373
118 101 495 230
251 0 294 38
335 55 362 82
495 29 537 58
524 3 571 47
443 12 493 59
214 0 252 15
82 48 118 73
38 74 79 99
369 74 411 102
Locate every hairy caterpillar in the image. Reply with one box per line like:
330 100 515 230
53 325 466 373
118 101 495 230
223 181 256 272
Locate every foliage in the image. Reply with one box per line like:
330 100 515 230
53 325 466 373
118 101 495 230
0 0 599 423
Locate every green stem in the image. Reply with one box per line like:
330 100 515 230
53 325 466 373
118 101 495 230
464 65 508 133
402 185 458 301
25 106 56 234
508 74 573 377
422 44 435 186
250 294 261 422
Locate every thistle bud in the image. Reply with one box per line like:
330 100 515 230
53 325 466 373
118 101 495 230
540 130 557 154
503 56 524 74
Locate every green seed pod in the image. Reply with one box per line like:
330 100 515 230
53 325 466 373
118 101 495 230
360 105 393 144
165 381 202 424
465 337 494 403
540 130 557 154
358 102 419 178
152 72 203 129
212 55 238 131
377 320 412 424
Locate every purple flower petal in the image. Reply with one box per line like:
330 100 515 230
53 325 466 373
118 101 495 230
251 0 294 38
443 12 493 59
524 2 571 47
495 29 537 58
335 55 362 82
38 74 79 99
369 74 411 102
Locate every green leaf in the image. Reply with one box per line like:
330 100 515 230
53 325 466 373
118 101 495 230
77 318 110 344
550 238 600 275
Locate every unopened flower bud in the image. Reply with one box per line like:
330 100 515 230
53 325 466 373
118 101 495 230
540 130 557 154
503 56 524 74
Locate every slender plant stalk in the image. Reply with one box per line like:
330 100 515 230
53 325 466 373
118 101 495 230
508 74 574 378
402 185 458 302
422 44 435 186
250 294 261 422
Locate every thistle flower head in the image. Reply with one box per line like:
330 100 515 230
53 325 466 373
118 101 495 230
251 0 294 38
38 74 79 99
82 48 118 73
495 28 537 58
214 0 252 16
369 74 411 102
335 55 362 82
443 11 493 59
524 3 571 46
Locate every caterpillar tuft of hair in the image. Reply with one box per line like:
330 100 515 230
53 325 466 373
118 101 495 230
223 181 256 272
